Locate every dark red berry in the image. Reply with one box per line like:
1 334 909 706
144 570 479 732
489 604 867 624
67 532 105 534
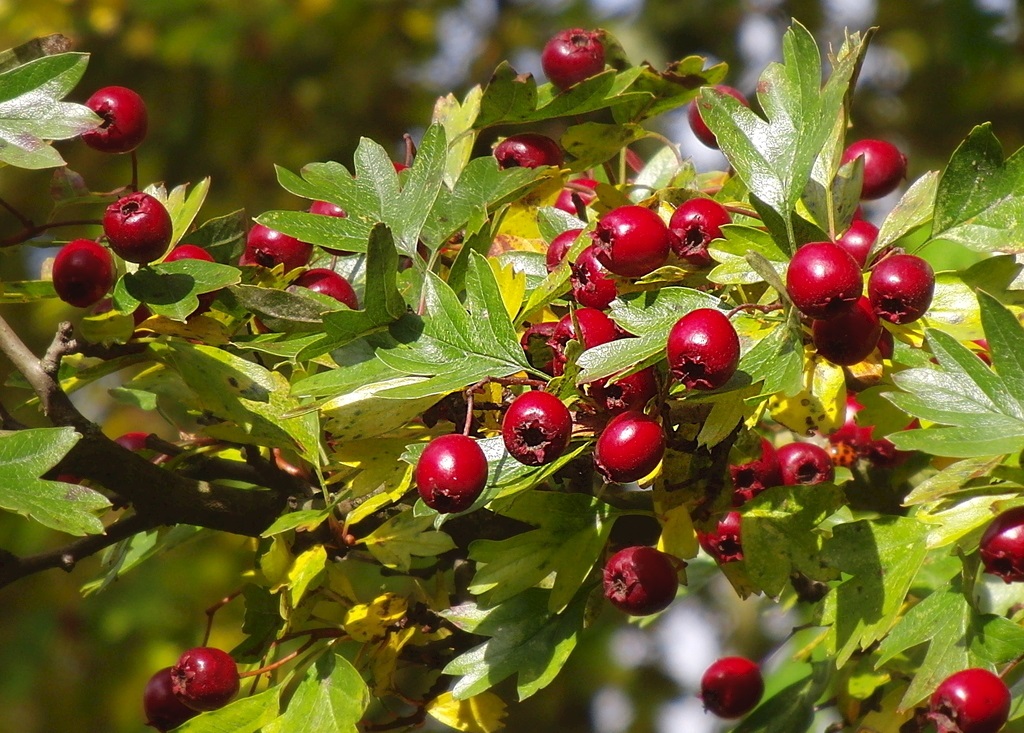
493 133 564 169
115 432 150 453
928 668 1010 733
170 647 239 712
669 197 732 267
82 85 148 154
701 657 764 719
555 177 599 215
570 245 618 309
415 434 488 513
502 391 573 466
103 192 173 264
589 366 659 414
593 410 665 484
688 85 748 149
867 253 935 324
979 506 1024 583
143 667 198 732
548 307 619 376
240 223 313 272
836 219 878 269
52 239 115 308
777 442 834 485
698 511 743 563
730 437 783 506
592 205 670 278
290 268 358 309
827 394 874 467
541 28 606 90
667 308 740 390
602 545 679 615
841 139 908 200
521 321 558 374
547 228 582 272
812 296 882 366
786 241 863 320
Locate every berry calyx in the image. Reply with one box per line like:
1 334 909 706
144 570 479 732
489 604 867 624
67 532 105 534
836 219 878 269
700 657 765 719
867 253 935 324
290 268 359 309
493 133 564 169
143 667 198 732
554 177 599 215
841 139 908 200
812 296 882 366
730 437 783 506
667 308 740 390
547 228 582 272
548 307 619 375
239 223 313 272
979 506 1024 583
589 366 659 414
777 441 835 485
602 545 679 616
786 241 863 320
541 28 606 90
669 197 732 267
170 647 240 712
501 391 573 466
82 85 148 154
593 410 665 484
570 245 618 310
688 85 749 149
415 434 488 513
928 668 1010 733
103 192 173 264
52 239 115 308
698 511 744 564
592 205 671 277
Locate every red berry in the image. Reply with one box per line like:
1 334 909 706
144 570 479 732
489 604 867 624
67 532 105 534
786 241 863 320
521 321 558 374
309 200 346 218
547 228 582 272
777 442 834 485
493 133 564 169
290 268 358 309
589 366 659 414
667 308 740 390
164 244 214 263
143 667 199 732
502 391 573 466
570 245 618 309
103 192 173 264
554 177 599 215
979 506 1024 583
812 296 882 366
867 253 935 324
115 432 150 453
82 85 148 154
841 139 908 200
548 307 619 376
592 205 670 278
669 197 732 267
602 545 679 615
928 668 1010 733
415 434 488 513
239 223 313 272
688 85 748 149
836 219 878 269
698 511 743 563
701 657 765 719
541 28 606 90
593 410 665 484
52 239 115 308
730 437 783 506
170 647 239 712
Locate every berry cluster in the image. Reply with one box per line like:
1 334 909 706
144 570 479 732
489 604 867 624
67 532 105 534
143 647 239 731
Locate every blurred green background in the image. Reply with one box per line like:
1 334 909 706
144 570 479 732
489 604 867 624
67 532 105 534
0 1 1022 731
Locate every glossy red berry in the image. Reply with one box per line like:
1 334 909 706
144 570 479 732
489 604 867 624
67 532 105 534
698 511 743 563
842 139 908 200
730 437 783 506
592 205 670 278
786 241 863 320
52 239 115 308
494 133 564 169
589 366 659 414
688 85 748 149
548 307 619 375
868 253 935 324
290 268 358 309
541 28 606 90
115 432 150 453
502 391 573 466
103 192 173 264
836 219 878 269
777 442 835 485
164 244 214 264
554 177 599 215
82 86 148 154
309 199 346 218
928 668 1010 733
701 657 764 719
979 507 1024 583
415 434 488 513
667 308 740 390
240 223 313 272
570 245 618 309
170 647 239 712
812 296 882 366
669 197 732 267
143 667 198 732
594 411 665 484
547 228 582 272
603 545 679 615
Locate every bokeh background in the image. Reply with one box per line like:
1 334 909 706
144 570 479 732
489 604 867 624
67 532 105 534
0 1 1022 731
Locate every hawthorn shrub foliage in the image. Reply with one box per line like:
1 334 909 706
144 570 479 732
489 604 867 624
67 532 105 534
3 21 1024 733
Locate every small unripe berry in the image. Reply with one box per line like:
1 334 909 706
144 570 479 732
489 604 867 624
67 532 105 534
928 668 1010 733
603 545 679 615
688 85 749 149
669 197 731 267
594 411 665 484
170 647 240 712
777 442 834 485
240 223 313 272
143 667 198 732
502 391 573 466
103 192 173 264
82 85 148 154
290 268 358 309
786 241 863 320
812 296 882 366
979 506 1024 583
868 253 935 324
570 245 617 310
52 239 115 308
547 228 582 272
541 29 606 90
415 434 488 514
592 205 671 278
841 139 908 200
493 133 564 169
836 219 878 269
667 308 740 390
700 657 765 719
698 511 743 563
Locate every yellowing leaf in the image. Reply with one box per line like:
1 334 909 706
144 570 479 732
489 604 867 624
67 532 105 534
259 536 293 591
367 626 417 696
488 257 526 322
330 437 416 526
137 313 231 345
657 503 698 561
498 174 562 241
344 593 408 642
426 691 508 733
768 350 846 435
288 545 327 605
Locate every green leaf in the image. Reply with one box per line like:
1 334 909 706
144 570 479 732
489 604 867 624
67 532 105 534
609 56 728 123
0 427 111 535
0 279 57 303
432 85 481 187
229 283 341 333
0 34 73 74
560 122 646 170
732 663 830 733
189 210 248 264
81 525 202 595
158 177 210 247
737 319 803 397
707 225 789 285
271 648 369 733
875 171 939 253
978 291 1024 406
176 687 281 733
113 259 240 322
363 512 455 572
